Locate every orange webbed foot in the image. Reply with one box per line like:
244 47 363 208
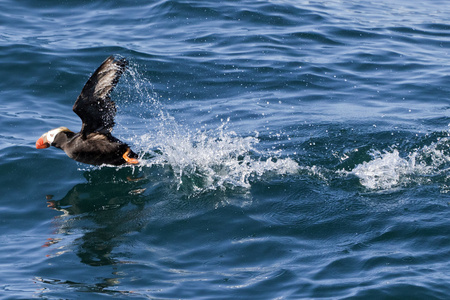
123 148 139 164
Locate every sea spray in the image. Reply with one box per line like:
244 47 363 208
139 118 299 192
114 61 299 194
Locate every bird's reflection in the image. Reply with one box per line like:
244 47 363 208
45 167 151 267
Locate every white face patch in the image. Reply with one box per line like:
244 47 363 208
46 127 65 144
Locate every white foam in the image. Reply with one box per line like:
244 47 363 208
351 150 414 190
351 137 450 191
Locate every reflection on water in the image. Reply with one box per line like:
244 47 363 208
36 164 254 297
45 168 151 267
34 276 133 297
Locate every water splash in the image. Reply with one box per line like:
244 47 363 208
114 61 299 194
350 137 450 191
139 120 298 192
351 149 415 190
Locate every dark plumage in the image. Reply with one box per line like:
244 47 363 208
36 55 139 166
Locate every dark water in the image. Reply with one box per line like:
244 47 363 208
1 0 450 298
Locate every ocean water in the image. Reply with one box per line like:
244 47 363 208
1 0 449 298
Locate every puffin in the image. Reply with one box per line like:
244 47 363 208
36 55 139 166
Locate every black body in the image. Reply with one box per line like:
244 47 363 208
53 131 138 166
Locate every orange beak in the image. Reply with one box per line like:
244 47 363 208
36 136 50 149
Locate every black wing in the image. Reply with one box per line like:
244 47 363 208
73 55 128 137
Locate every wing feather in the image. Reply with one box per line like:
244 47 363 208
73 55 128 136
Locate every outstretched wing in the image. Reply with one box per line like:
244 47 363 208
73 55 128 137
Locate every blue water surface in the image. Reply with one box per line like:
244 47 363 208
1 0 450 299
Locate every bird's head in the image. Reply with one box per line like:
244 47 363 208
36 127 72 149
